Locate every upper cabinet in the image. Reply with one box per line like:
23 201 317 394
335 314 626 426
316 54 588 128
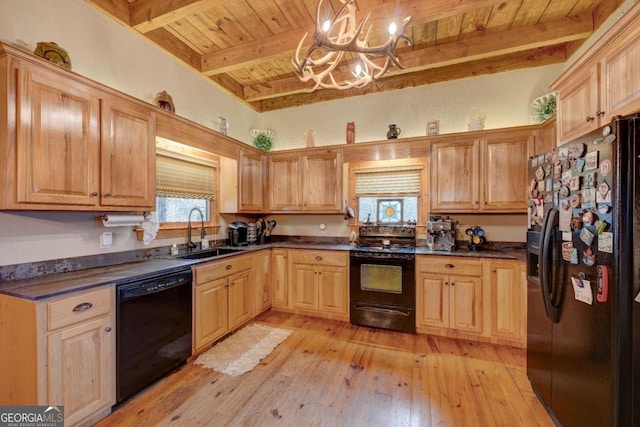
430 128 530 213
0 43 156 211
267 149 343 213
238 149 265 212
553 3 640 144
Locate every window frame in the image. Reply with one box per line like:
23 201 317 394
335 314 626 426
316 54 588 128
136 137 221 241
348 158 429 229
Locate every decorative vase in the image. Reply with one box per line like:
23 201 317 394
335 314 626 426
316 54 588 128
387 124 401 139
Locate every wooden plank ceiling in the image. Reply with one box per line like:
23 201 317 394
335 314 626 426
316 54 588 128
85 0 623 112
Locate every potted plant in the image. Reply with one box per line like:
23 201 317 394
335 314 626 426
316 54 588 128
532 92 557 123
251 130 274 152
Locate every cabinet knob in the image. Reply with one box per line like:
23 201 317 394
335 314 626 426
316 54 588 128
225 264 232 270
451 282 455 286
91 192 98 197
444 281 449 286
105 326 112 333
445 264 454 269
72 302 93 312
596 110 605 116
104 192 112 197
315 256 322 261
586 116 595 122
492 269 497 273
230 281 235 287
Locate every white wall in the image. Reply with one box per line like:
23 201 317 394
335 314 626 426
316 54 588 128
260 65 563 149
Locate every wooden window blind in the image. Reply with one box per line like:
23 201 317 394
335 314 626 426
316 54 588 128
353 166 423 196
156 146 218 200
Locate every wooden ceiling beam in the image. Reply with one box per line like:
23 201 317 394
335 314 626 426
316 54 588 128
252 45 568 112
85 0 133 25
129 0 228 33
200 0 503 75
242 13 591 102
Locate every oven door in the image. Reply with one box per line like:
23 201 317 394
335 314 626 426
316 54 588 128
349 251 415 333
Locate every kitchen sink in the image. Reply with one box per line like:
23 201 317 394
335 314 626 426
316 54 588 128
173 247 244 260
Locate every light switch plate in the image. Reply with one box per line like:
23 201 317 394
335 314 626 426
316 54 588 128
100 231 113 249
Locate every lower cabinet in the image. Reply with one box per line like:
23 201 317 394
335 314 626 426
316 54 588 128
416 256 484 336
0 286 115 426
416 255 526 347
488 259 527 347
252 249 272 317
273 249 349 320
193 254 253 353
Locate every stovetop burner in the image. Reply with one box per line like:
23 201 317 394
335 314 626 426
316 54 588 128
355 224 416 252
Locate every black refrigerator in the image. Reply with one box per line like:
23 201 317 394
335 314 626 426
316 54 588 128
525 114 640 427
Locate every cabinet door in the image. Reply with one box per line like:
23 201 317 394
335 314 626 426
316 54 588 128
253 250 271 316
228 269 252 330
268 155 301 211
291 263 319 310
431 141 480 212
302 152 342 212
16 63 100 206
490 260 525 342
194 278 228 351
416 273 449 328
271 249 288 308
238 150 264 212
482 138 528 211
100 98 155 209
449 275 483 334
47 315 115 426
600 25 640 122
556 64 600 144
318 265 348 314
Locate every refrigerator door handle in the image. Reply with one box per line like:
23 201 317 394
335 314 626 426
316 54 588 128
540 207 560 323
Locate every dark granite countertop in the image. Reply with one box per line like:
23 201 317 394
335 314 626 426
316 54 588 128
0 241 525 301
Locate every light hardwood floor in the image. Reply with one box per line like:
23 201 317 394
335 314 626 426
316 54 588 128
96 311 554 427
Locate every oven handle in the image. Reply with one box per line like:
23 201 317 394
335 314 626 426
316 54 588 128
353 305 411 316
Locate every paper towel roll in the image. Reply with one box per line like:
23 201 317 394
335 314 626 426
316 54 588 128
102 215 145 227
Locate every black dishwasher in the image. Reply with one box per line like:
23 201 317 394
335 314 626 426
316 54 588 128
116 267 192 403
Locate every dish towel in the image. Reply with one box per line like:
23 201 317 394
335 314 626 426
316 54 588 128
141 212 159 245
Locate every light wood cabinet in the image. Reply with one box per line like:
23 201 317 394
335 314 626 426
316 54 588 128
430 130 530 213
532 116 557 155
285 249 349 320
553 3 640 144
0 286 115 426
193 254 253 352
271 249 289 308
267 150 342 213
417 256 483 335
253 249 272 316
0 44 156 211
238 149 265 212
488 259 526 347
100 96 155 208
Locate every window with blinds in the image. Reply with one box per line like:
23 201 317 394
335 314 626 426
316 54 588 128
155 139 219 224
350 161 426 224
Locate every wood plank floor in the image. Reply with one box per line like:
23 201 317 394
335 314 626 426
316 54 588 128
96 311 555 427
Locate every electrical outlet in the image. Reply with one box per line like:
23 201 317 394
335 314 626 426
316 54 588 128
100 231 113 249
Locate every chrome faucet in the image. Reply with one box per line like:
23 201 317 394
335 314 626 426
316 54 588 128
187 207 206 252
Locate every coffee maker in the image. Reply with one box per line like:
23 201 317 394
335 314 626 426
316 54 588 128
426 216 456 252
228 221 248 246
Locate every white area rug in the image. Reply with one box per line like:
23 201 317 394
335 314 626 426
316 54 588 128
194 323 292 376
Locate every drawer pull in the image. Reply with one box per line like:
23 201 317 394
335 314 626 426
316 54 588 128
586 116 595 122
596 110 605 117
225 264 232 270
72 302 93 312
91 192 98 197
315 256 322 261
445 264 454 269
104 192 112 197
105 326 112 333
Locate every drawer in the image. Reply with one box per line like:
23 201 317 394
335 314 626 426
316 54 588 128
47 286 113 331
290 250 348 267
417 256 483 276
195 253 254 285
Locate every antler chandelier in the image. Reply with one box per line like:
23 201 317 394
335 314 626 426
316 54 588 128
292 0 412 91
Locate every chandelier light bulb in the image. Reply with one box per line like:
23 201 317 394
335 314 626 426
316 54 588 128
322 20 331 32
388 22 397 35
353 63 363 77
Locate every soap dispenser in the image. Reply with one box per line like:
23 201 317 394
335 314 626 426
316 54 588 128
170 243 179 255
